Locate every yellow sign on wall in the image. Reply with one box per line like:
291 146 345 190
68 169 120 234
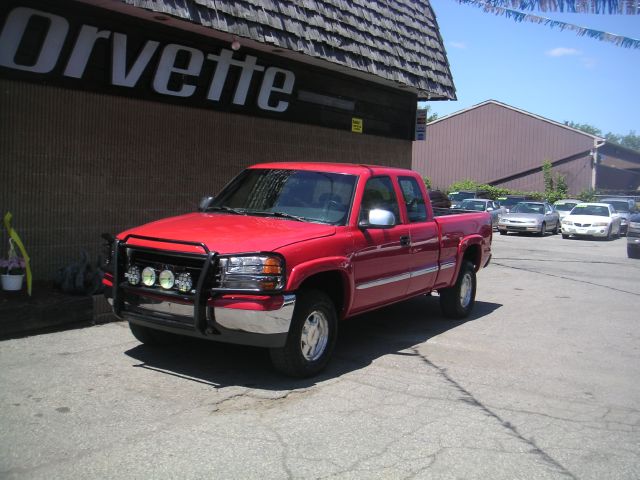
351 117 363 133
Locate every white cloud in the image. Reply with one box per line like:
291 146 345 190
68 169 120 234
546 47 581 57
449 41 467 49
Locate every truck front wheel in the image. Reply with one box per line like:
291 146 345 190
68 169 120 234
270 290 337 377
439 261 476 319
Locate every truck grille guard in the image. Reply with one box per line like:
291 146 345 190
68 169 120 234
112 234 216 335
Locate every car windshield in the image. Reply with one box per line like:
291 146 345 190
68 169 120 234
604 201 630 212
555 202 578 211
208 168 356 225
459 200 486 211
497 197 525 207
448 192 476 201
511 202 544 214
570 205 610 217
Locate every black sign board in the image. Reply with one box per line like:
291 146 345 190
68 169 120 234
0 0 416 140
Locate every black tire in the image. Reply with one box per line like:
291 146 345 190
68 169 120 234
552 221 559 235
538 222 546 237
499 230 507 236
605 225 612 241
270 290 337 378
629 245 640 259
562 233 569 239
129 322 179 346
439 261 476 319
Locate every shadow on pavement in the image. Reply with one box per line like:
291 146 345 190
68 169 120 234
124 295 501 390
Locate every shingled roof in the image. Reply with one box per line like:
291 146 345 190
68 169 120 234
119 0 456 100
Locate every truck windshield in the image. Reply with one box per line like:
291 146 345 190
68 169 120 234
209 169 356 225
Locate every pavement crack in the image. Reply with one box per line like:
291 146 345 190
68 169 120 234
412 348 579 480
492 261 640 297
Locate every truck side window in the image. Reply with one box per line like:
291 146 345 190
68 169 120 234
360 177 399 223
399 177 428 222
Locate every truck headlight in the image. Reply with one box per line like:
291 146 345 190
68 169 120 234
217 255 284 291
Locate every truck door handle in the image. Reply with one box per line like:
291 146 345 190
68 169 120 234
400 235 410 247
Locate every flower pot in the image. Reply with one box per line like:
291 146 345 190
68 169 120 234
1 274 24 291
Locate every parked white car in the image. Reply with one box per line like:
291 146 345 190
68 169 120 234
553 199 581 223
561 203 621 240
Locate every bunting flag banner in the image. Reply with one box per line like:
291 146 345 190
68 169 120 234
3 212 32 296
456 0 640 49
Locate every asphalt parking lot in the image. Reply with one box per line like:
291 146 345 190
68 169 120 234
1 232 639 479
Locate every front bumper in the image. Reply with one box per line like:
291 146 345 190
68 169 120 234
106 236 295 348
109 292 295 348
498 224 540 233
562 225 609 237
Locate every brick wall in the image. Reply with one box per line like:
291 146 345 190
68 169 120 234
0 79 411 280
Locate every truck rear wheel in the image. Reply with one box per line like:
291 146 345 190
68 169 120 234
439 261 476 319
270 290 337 377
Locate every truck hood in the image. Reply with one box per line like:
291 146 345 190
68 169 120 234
117 213 336 254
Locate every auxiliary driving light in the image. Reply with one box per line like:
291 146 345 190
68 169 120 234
159 270 175 290
176 272 193 293
142 267 156 287
126 265 141 285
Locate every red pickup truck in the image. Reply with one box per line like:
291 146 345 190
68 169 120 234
103 162 492 377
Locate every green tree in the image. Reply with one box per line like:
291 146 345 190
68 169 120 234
564 121 602 136
606 131 640 152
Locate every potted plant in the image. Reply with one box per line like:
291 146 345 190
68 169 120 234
1 238 26 291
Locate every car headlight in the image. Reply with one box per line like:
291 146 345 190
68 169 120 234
620 218 628 225
563 220 573 225
217 254 285 291
630 221 640 229
592 222 608 227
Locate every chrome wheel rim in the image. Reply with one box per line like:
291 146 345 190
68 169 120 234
300 310 329 361
459 273 473 309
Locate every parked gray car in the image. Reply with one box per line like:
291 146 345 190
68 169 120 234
600 198 636 236
497 201 560 236
455 198 505 229
628 213 640 258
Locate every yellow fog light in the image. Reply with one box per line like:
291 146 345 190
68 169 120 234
159 270 175 290
142 267 156 287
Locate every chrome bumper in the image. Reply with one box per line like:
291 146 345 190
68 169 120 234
108 294 296 347
214 295 296 335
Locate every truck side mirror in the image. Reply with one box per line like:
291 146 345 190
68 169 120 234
359 209 396 229
198 196 215 212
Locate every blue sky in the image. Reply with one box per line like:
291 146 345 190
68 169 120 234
423 0 640 136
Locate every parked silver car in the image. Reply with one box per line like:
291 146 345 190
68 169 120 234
498 201 560 236
455 198 505 229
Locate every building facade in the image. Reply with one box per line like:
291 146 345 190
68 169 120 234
413 100 640 195
1 0 455 280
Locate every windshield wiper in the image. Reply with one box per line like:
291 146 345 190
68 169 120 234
206 206 246 215
253 211 307 222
